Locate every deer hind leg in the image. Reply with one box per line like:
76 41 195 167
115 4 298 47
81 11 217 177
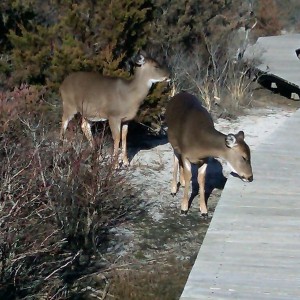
171 152 179 195
171 152 185 194
121 123 129 166
81 118 95 148
181 157 192 214
198 163 208 216
179 162 185 187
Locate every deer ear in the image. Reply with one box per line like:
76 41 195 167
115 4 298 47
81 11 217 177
135 54 145 66
225 134 237 148
236 130 245 140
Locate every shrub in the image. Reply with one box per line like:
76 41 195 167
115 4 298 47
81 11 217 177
0 84 47 134
0 119 137 299
5 0 153 88
168 35 256 117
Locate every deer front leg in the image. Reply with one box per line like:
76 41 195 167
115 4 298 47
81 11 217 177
121 123 129 166
181 157 192 214
60 117 69 141
198 163 208 216
60 113 75 143
109 118 121 166
81 118 95 148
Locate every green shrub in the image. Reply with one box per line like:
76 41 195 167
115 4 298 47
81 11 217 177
5 0 152 88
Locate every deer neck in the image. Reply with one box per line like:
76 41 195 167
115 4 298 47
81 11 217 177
198 129 228 159
125 70 154 106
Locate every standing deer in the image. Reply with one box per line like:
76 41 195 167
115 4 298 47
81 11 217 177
60 53 170 165
165 92 253 216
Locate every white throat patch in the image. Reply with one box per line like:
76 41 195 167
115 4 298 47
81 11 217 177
147 78 163 88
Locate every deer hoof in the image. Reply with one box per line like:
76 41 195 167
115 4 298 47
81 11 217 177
181 210 188 215
171 192 176 197
122 160 130 167
201 212 208 218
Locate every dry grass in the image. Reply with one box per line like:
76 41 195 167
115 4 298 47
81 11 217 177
169 40 256 115
108 257 193 300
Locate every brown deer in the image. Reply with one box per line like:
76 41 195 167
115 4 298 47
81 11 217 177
165 92 253 216
60 53 170 165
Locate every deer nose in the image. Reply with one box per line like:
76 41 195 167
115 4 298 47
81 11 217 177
242 175 253 182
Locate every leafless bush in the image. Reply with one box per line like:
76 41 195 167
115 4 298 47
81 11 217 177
168 37 256 114
223 61 254 109
0 84 47 133
0 119 137 299
168 46 216 110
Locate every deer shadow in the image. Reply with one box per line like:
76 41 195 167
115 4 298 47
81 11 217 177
126 121 168 162
188 158 227 210
92 120 168 160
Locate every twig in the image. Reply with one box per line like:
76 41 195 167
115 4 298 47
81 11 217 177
44 250 82 280
101 279 110 300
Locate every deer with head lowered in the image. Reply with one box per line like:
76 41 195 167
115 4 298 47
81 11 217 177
60 53 170 165
165 92 253 216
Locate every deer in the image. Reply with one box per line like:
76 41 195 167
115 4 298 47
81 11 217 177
59 53 170 166
165 92 253 216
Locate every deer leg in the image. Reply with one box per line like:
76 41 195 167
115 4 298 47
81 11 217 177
171 153 179 195
198 163 208 216
60 113 74 141
109 118 121 164
121 123 129 166
179 163 185 187
81 118 95 148
181 157 192 214
60 118 69 140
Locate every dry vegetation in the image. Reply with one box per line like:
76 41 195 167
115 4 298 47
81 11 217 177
0 102 140 298
1 0 299 299
0 59 253 298
169 45 255 114
0 33 273 300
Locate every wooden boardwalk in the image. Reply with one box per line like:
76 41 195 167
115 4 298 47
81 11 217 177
246 34 300 89
180 108 300 299
245 34 300 100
